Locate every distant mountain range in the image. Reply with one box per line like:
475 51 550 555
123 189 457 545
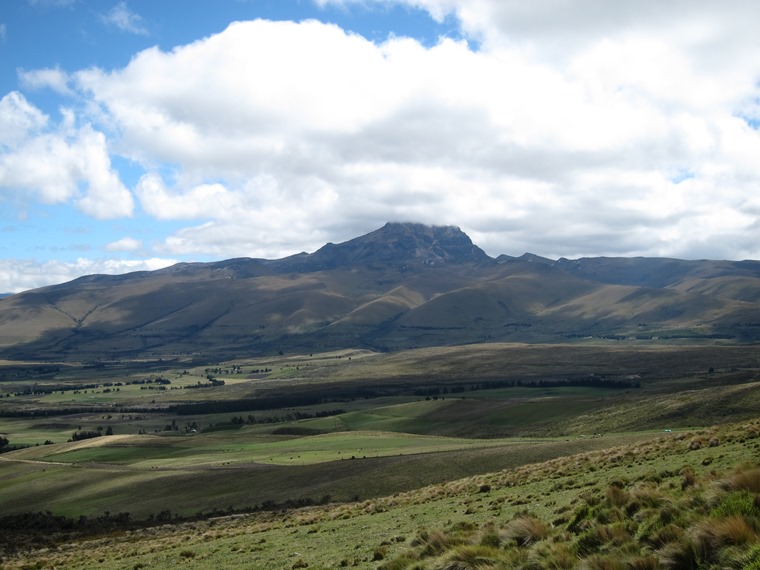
2 222 760 361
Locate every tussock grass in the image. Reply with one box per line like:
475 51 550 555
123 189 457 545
502 514 548 546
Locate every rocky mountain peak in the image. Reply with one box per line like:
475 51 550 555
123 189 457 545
273 222 492 271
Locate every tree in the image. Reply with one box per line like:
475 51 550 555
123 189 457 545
105 426 114 436
0 436 8 449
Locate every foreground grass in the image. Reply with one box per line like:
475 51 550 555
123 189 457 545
2 418 759 569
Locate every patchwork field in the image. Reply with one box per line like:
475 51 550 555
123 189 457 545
1 342 760 568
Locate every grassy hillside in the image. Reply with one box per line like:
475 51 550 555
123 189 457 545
2 417 758 569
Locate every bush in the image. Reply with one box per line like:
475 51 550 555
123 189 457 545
70 430 101 442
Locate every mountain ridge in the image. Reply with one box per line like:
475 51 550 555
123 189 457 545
2 222 760 360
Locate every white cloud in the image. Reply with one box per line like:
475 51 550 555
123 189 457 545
7 1 760 270
19 67 72 95
0 257 176 294
0 93 134 218
0 92 48 147
136 173 240 220
105 236 142 252
0 23 6 42
101 2 148 35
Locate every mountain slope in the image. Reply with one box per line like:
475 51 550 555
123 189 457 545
1 222 760 360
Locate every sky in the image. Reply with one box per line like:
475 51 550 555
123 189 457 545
1 0 760 293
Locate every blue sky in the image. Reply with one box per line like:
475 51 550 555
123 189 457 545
1 0 760 293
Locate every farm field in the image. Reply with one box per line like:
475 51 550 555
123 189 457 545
1 342 760 567
2 417 759 569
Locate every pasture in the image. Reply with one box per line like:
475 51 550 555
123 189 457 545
1 342 760 568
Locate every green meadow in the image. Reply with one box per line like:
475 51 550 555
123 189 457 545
1 343 760 568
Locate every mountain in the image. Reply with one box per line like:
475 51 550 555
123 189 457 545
1 222 760 361
270 222 492 271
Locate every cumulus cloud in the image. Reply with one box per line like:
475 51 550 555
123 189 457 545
0 92 134 218
68 7 760 260
6 0 760 273
101 2 148 35
0 257 176 294
0 91 48 147
136 174 240 220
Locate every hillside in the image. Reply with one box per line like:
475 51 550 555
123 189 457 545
2 222 760 361
3 416 759 569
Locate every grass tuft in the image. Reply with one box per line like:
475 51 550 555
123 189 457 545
691 515 757 561
722 466 760 493
502 514 548 547
439 544 501 570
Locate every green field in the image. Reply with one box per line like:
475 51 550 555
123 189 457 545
27 430 548 467
1 343 760 568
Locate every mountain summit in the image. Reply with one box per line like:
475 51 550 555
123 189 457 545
274 222 492 270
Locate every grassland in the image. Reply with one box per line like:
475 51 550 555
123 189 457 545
1 342 760 568
2 417 759 569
